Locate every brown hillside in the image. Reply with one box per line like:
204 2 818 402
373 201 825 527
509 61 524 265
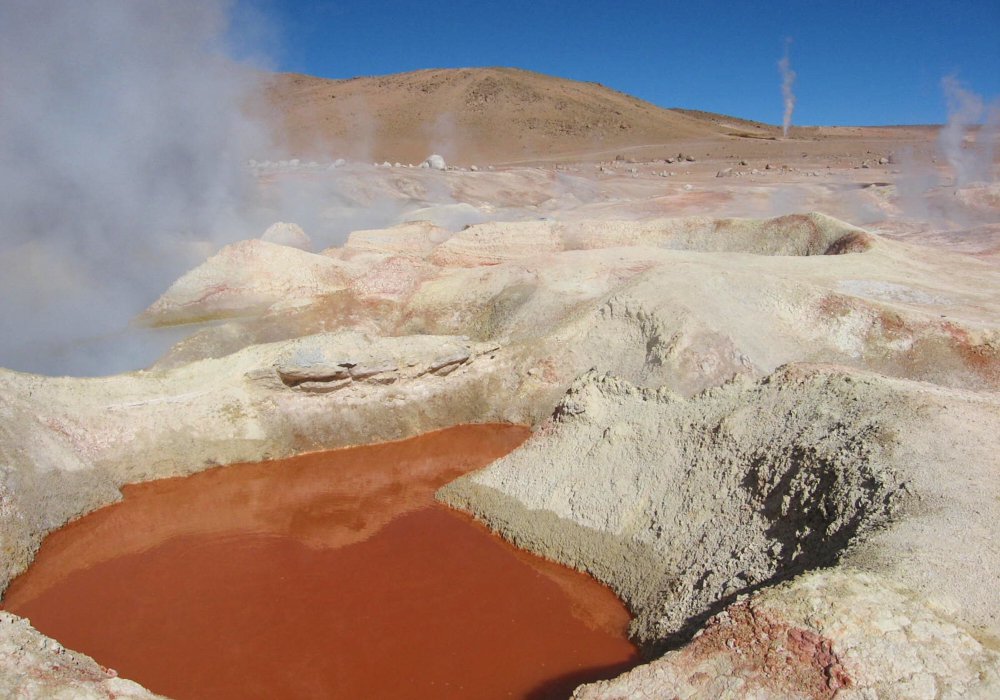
263 67 779 165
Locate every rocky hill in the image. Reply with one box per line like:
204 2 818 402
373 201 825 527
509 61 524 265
263 66 779 164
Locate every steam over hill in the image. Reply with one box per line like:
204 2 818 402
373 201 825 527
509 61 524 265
264 66 780 165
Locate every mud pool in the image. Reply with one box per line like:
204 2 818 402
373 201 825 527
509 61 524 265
2 424 638 700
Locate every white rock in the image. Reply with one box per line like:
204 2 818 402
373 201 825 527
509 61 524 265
261 222 312 251
423 154 447 171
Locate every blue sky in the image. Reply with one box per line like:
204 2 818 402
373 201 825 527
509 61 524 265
235 0 999 126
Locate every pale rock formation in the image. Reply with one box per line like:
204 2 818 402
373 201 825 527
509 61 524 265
260 221 312 251
339 220 452 256
439 365 1000 697
145 214 1000 399
574 569 1000 700
423 154 446 170
347 254 439 303
134 239 351 325
428 220 566 266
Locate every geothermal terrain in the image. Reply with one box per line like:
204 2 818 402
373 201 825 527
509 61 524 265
3 67 1000 698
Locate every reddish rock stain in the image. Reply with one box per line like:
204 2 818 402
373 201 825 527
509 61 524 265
686 601 851 698
3 424 639 700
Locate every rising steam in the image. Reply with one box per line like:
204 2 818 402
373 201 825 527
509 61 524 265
937 76 999 186
778 40 796 139
0 0 272 375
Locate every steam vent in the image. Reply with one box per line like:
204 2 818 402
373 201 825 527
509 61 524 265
2 61 1000 700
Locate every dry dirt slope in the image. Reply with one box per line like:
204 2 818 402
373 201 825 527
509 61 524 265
264 66 778 164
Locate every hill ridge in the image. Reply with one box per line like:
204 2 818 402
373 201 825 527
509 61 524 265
263 66 779 164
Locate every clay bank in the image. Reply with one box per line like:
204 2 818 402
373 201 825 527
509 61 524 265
2 207 1000 698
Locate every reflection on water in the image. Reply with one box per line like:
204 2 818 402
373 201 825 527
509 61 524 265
3 424 639 700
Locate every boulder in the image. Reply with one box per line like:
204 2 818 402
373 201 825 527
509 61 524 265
423 154 447 171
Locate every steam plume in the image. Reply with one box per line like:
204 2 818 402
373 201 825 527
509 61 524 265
937 76 998 186
778 40 796 139
0 0 272 375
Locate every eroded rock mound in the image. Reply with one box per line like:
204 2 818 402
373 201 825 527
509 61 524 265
261 221 312 251
439 367 909 645
135 239 350 325
439 365 1000 696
